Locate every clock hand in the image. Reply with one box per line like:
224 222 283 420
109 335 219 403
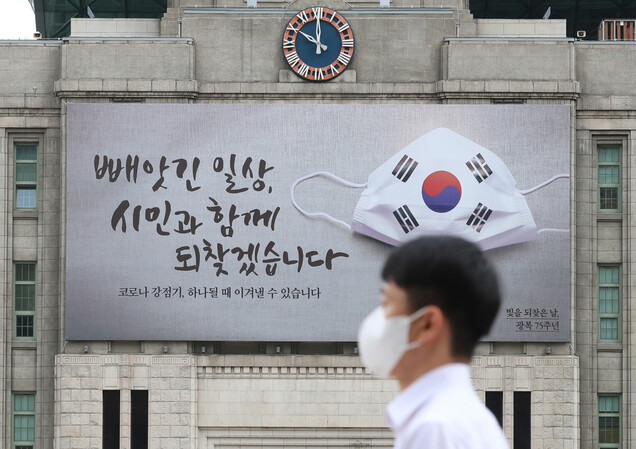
315 19 323 54
299 30 318 44
299 30 328 51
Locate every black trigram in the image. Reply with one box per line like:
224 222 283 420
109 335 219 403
466 153 492 183
466 203 492 233
392 155 418 182
393 205 419 234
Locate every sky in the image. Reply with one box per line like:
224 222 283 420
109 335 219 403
0 0 37 39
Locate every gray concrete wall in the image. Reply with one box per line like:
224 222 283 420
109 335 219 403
576 43 636 112
0 43 61 96
444 39 573 81
184 11 455 83
576 43 636 96
60 39 194 81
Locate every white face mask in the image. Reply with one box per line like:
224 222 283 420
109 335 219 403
357 306 427 378
290 128 568 251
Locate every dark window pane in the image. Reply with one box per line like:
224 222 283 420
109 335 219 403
16 315 34 338
15 285 35 311
15 264 35 282
131 390 148 449
599 416 620 444
514 392 531 449
103 390 120 449
600 188 618 210
485 391 503 427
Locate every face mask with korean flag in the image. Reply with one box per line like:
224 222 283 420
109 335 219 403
290 127 569 251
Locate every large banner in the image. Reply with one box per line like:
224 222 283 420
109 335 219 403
66 104 570 341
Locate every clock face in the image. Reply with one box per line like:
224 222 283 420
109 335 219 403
282 7 355 82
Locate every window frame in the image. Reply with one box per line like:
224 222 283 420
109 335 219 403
596 138 624 213
14 263 36 341
598 264 621 342
598 394 621 449
13 392 36 449
13 140 39 210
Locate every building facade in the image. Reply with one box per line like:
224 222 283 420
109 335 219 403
1 0 634 447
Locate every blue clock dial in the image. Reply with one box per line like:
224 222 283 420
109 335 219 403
282 7 355 82
295 21 342 68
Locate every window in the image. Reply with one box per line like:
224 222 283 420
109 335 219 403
14 143 38 209
103 390 120 449
14 263 36 339
13 393 35 449
599 395 620 449
485 391 503 428
131 390 148 449
598 144 621 211
514 392 531 449
599 265 620 341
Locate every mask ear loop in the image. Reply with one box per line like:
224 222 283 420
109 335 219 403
404 306 430 352
290 171 367 230
517 173 570 234
516 173 569 195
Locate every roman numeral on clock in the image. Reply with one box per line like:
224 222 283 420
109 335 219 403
285 52 300 66
337 52 351 65
312 7 323 19
283 40 295 49
298 63 310 77
297 11 309 23
342 38 354 47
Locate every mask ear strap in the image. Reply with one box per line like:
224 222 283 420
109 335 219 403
538 228 569 234
517 173 569 195
290 171 367 230
517 173 570 233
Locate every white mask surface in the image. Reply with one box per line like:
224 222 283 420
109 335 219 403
357 306 427 378
291 128 568 251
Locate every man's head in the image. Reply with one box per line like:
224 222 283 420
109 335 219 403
381 235 501 359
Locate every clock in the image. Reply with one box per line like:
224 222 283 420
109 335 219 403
282 7 355 82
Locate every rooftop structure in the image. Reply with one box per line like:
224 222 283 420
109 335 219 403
33 0 636 38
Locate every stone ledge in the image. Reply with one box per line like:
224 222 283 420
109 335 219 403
437 79 580 96
200 426 393 447
55 354 196 365
578 95 636 111
50 78 585 100
63 37 193 44
278 69 357 83
199 81 437 96
54 79 199 96
197 365 369 377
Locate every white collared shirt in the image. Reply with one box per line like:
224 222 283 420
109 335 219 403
386 363 509 449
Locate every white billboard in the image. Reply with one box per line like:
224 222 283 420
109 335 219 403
66 104 570 341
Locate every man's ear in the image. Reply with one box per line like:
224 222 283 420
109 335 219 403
410 305 445 343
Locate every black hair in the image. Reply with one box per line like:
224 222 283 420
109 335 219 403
381 235 501 358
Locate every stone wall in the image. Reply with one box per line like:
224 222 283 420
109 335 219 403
54 354 579 449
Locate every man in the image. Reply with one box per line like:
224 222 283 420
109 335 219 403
357 236 509 449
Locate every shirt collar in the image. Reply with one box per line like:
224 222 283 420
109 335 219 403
386 363 472 431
